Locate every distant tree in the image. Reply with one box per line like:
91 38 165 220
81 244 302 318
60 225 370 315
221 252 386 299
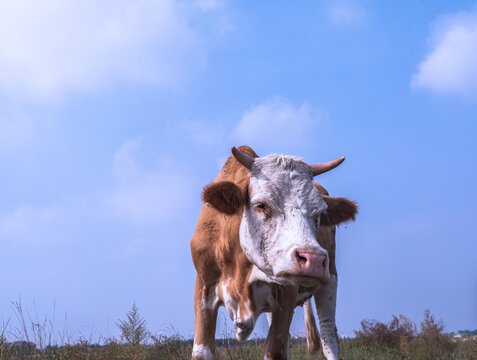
458 329 477 337
117 302 149 345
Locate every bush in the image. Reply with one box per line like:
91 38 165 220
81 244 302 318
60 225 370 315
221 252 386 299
353 309 470 360
354 314 416 349
401 309 455 360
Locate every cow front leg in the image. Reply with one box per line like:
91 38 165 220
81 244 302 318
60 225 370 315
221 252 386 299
264 286 297 360
304 299 321 354
193 278 219 360
314 274 339 360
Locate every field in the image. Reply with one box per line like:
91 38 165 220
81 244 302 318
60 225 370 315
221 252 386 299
1 306 476 360
2 336 477 360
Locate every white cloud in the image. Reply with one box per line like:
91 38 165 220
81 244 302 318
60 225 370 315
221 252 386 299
0 0 227 100
327 1 367 28
0 140 197 245
0 204 74 244
233 97 328 151
411 8 477 97
107 140 195 223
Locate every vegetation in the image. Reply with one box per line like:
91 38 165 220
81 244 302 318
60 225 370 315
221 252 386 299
350 309 477 360
117 302 149 346
0 304 475 360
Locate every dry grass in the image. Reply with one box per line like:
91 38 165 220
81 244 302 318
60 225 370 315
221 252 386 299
0 336 475 360
351 309 477 360
0 304 475 360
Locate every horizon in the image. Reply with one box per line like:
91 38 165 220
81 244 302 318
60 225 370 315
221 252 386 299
1 300 475 345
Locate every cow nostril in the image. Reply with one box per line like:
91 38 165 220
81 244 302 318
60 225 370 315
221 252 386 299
295 251 307 266
322 257 326 270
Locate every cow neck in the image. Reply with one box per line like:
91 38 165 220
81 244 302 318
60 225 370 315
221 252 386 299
212 147 256 302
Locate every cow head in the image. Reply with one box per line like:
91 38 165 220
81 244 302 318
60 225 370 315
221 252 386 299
202 146 357 287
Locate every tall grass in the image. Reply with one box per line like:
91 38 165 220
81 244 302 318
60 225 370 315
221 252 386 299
0 302 475 360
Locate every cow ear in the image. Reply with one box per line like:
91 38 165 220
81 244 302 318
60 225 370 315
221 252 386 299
202 181 246 215
321 195 358 226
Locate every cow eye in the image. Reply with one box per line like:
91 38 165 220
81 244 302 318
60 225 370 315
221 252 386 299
254 202 266 210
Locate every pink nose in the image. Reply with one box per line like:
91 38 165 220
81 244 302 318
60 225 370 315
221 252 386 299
295 249 327 278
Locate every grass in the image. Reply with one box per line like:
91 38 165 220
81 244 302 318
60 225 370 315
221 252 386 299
1 337 476 360
0 303 476 360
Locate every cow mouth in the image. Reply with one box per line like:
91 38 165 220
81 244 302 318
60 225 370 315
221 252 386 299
273 272 328 287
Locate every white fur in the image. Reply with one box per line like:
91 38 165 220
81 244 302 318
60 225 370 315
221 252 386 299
192 344 214 360
202 285 219 311
210 155 338 358
219 278 256 341
220 278 237 319
239 154 329 286
248 266 277 313
315 274 339 360
265 312 272 327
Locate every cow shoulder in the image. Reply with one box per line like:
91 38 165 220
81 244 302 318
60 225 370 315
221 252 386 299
191 146 257 286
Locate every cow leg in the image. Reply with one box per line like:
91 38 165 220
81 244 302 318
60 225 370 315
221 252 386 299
263 286 297 360
193 277 219 360
265 311 272 327
314 274 339 360
304 299 321 354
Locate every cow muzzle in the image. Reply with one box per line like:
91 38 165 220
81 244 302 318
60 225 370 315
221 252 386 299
294 248 328 279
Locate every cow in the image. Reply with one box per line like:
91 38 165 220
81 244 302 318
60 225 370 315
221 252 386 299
190 146 357 360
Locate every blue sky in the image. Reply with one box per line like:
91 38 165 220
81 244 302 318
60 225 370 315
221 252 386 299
0 0 476 342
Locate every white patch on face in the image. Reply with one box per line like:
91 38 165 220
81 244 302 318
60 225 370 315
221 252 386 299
192 343 214 360
240 154 329 284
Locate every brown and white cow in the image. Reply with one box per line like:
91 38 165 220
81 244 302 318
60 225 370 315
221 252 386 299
190 146 357 360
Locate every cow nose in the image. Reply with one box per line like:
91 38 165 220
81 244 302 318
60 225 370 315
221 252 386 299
294 249 327 278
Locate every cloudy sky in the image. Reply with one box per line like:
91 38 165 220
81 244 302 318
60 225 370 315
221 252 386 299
1 0 476 341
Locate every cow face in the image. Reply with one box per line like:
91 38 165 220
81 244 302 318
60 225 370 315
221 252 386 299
241 155 330 286
202 148 357 287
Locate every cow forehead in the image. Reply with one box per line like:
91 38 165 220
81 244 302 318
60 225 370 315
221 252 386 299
251 154 313 178
249 154 326 212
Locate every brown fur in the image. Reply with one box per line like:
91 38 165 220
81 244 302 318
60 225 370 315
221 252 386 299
201 181 246 215
191 146 255 359
304 299 321 353
191 146 351 360
321 195 358 227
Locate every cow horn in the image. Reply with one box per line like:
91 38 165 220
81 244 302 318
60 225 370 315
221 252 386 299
310 156 345 176
231 146 255 169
